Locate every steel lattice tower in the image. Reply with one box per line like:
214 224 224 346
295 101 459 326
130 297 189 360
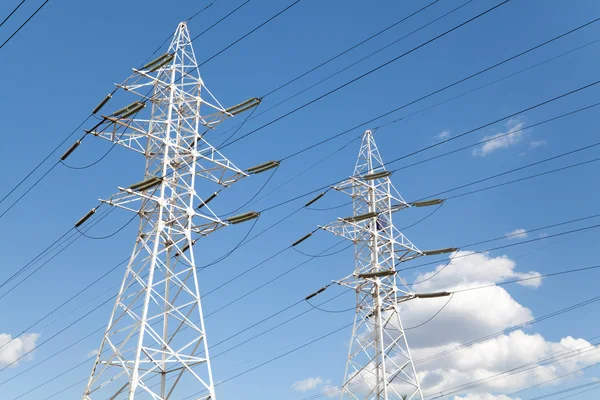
82 22 249 400
321 130 424 400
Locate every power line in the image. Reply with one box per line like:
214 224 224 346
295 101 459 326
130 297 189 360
262 0 444 98
301 296 600 400
0 0 26 29
402 222 600 273
0 0 51 51
11 231 600 397
255 11 600 131
219 0 511 149
198 0 303 67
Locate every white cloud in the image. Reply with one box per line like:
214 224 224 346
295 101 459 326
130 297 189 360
506 228 528 240
453 394 521 400
539 232 549 238
292 377 324 392
314 252 593 399
530 140 547 149
389 252 596 398
0 333 39 367
414 332 600 397
86 349 99 358
437 130 451 140
473 119 525 157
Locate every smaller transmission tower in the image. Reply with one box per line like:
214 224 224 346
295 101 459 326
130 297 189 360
321 130 432 400
80 22 258 400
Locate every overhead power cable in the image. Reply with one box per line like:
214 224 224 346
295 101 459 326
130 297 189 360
300 295 600 400
0 0 27 29
262 0 444 98
219 0 511 150
5 148 600 390
12 240 600 397
249 10 600 130
0 0 51 51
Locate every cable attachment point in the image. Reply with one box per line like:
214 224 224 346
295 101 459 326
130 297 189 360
92 94 113 115
111 101 145 119
342 211 378 223
414 291 452 299
227 211 260 224
225 97 261 116
361 170 392 181
60 140 82 160
75 208 97 228
421 247 458 256
129 176 163 191
291 232 313 247
358 270 396 279
197 191 219 210
305 286 328 301
305 192 326 207
246 160 280 174
411 199 445 207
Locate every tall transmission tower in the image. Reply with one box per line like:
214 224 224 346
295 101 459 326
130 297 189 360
321 130 439 400
80 22 257 400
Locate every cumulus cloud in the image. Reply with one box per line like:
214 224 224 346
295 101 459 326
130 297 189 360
312 252 593 399
506 228 528 240
437 130 451 140
473 119 525 157
292 377 325 392
86 349 99 358
453 394 521 400
530 140 547 149
0 333 39 367
414 332 600 397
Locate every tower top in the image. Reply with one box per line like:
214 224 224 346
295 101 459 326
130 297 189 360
354 129 386 176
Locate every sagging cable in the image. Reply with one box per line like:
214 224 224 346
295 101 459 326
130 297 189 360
225 97 261 116
421 247 458 256
305 285 329 301
246 160 280 174
305 192 326 207
60 140 82 160
92 94 112 115
75 208 97 228
358 270 396 279
362 170 392 180
227 211 260 224
411 199 445 207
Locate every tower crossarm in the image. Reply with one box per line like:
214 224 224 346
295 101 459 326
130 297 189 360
319 218 422 262
100 186 227 236
333 176 409 209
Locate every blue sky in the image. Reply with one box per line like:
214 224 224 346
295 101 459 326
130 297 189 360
0 0 599 399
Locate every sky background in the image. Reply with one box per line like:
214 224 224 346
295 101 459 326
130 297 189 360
0 0 599 399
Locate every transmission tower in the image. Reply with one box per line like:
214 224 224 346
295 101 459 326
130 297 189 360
80 22 257 400
321 130 447 400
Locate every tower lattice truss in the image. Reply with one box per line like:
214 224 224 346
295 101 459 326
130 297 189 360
321 130 425 400
83 22 247 400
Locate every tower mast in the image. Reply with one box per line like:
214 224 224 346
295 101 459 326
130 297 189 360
82 22 250 399
321 130 424 400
